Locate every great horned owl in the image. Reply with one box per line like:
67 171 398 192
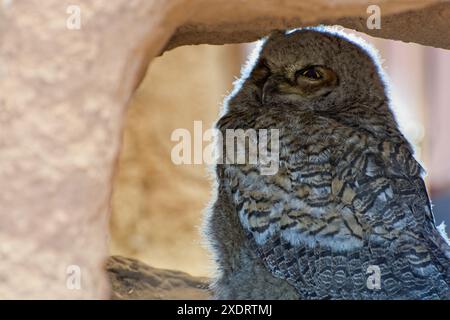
204 27 450 299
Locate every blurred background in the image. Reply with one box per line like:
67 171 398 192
109 28 450 277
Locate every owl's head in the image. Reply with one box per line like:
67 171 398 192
240 27 387 111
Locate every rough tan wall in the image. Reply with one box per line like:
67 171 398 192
0 0 188 299
110 44 241 276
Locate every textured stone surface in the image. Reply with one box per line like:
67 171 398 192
107 256 210 300
1 0 449 299
0 0 189 299
166 1 450 50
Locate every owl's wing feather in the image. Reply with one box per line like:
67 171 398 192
234 133 450 299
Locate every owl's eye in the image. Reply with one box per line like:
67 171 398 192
296 66 322 80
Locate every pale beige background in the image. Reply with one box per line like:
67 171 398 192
110 44 241 276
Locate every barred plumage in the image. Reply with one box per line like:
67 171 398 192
205 27 450 299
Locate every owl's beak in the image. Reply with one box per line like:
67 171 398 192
261 76 280 104
261 83 268 104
